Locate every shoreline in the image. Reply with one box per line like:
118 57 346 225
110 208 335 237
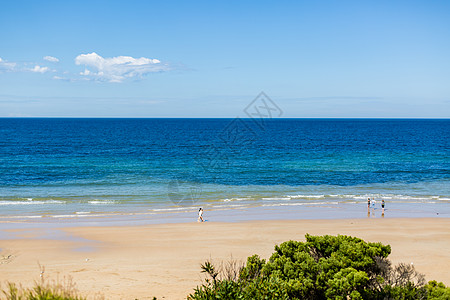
1 201 448 231
1 217 449 299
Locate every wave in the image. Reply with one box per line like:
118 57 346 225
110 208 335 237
210 204 247 209
283 194 450 202
0 199 120 206
288 195 326 199
222 197 254 202
151 206 198 212
262 202 339 207
0 200 65 205
87 200 117 205
216 194 450 204
261 197 291 201
0 215 43 219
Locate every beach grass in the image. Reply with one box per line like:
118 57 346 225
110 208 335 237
1 279 86 300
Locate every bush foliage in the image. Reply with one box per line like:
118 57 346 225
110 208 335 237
1 277 86 300
188 234 450 300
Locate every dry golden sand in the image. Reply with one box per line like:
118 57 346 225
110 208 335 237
1 218 449 299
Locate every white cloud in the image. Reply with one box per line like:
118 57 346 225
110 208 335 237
80 69 90 76
43 56 59 63
1 58 52 74
0 57 17 71
75 52 168 82
30 65 49 73
52 75 72 82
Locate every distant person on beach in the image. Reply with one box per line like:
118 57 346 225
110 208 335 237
381 199 385 212
368 198 371 208
372 198 376 209
198 208 204 222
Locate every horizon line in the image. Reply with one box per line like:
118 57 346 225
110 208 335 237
1 117 449 119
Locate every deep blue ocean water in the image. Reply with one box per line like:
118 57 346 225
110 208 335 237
0 118 449 220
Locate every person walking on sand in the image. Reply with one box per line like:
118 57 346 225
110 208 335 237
198 208 204 222
381 199 385 212
368 198 371 209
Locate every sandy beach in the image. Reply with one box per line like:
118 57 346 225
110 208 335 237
1 218 449 299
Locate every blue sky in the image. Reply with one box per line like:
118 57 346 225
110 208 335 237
0 0 449 117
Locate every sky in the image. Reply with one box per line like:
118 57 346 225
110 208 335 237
0 0 449 117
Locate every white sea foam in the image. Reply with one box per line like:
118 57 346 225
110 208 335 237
262 202 339 207
1 215 43 219
287 195 326 199
151 207 197 212
284 194 447 202
211 204 246 208
50 213 115 218
222 197 253 202
0 200 64 205
88 200 116 205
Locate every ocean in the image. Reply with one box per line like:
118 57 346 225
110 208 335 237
0 118 449 223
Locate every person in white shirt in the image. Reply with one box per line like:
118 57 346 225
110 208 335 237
198 208 204 222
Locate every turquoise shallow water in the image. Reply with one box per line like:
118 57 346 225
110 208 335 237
0 118 448 222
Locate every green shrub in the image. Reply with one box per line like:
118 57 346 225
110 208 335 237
425 281 450 300
188 234 448 300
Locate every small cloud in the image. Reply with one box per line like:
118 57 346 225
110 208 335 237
52 75 72 82
80 69 90 76
30 65 49 73
75 52 169 82
0 57 17 71
43 56 59 63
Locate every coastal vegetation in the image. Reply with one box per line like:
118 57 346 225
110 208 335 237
188 234 450 300
1 234 449 299
1 279 85 300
